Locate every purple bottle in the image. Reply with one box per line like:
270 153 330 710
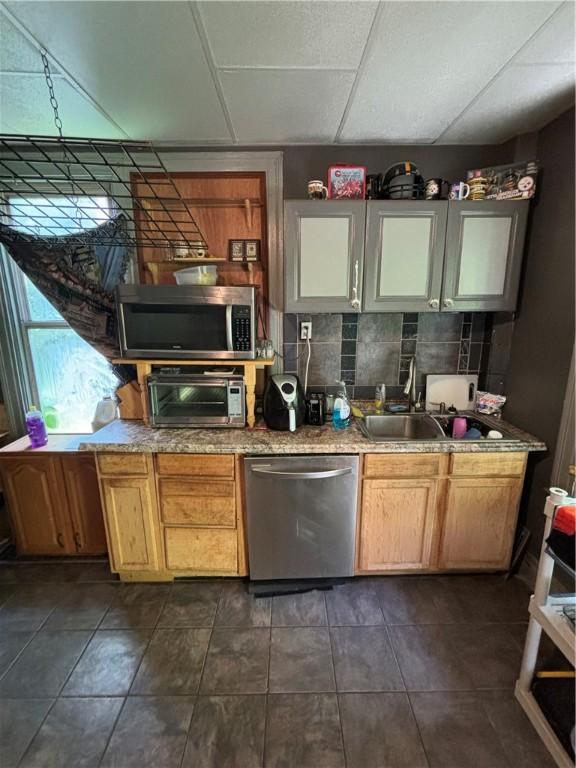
25 406 48 448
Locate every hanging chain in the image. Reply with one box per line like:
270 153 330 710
40 49 64 136
40 48 83 231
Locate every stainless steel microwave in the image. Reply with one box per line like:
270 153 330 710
116 285 256 360
148 372 245 427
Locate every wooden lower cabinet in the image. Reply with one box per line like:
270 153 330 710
438 477 523 570
61 455 107 554
0 453 106 556
97 452 247 580
0 456 73 555
164 527 238 573
99 473 160 573
359 479 438 571
357 452 526 574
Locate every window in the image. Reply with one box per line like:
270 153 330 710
5 195 118 433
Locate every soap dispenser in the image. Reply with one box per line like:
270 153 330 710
332 381 351 430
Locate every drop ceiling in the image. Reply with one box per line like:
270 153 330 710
0 0 574 145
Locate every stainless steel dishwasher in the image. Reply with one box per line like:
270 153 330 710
244 455 359 580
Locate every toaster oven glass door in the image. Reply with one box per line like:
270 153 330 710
150 379 231 425
122 303 228 353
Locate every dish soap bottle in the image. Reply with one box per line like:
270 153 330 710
333 381 351 430
25 405 48 448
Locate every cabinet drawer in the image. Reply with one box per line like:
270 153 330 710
156 454 235 478
164 527 238 573
450 452 526 477
364 453 447 478
97 453 149 476
159 479 236 527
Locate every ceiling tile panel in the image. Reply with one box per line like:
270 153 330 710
219 68 355 142
0 11 60 73
0 74 122 136
199 0 378 69
441 64 575 144
3 1 231 140
514 1 575 64
340 1 562 142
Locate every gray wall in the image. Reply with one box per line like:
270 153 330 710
504 107 575 556
280 143 515 198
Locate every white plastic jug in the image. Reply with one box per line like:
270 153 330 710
92 396 118 432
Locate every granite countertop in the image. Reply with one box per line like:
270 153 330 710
78 414 546 455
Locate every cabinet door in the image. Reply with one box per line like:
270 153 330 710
358 479 438 571
438 477 522 570
100 475 160 572
284 200 366 312
62 455 107 555
442 201 529 311
363 201 447 312
0 456 73 554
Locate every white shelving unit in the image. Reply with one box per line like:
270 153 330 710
516 488 575 768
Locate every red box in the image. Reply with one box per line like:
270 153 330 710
327 165 366 200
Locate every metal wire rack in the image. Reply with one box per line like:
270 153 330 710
0 134 210 251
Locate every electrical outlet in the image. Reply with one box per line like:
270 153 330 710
300 321 312 340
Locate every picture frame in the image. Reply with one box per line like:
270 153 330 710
327 165 367 199
229 239 261 262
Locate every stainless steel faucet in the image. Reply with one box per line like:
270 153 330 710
403 356 417 410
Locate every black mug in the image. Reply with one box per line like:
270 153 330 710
425 178 450 200
366 174 382 199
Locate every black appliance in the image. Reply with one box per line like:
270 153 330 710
306 392 326 426
116 284 256 360
381 162 425 200
262 374 306 432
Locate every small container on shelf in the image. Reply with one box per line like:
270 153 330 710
174 265 218 285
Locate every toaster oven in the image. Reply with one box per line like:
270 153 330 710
147 372 245 428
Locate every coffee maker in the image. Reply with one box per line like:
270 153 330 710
262 375 306 432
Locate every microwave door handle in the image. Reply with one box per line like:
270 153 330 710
226 305 233 352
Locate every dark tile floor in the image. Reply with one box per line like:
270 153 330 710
0 562 556 768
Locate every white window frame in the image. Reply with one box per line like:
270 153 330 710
0 190 115 433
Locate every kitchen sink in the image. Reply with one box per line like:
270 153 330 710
359 414 445 441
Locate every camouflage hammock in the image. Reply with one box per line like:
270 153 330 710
0 215 130 364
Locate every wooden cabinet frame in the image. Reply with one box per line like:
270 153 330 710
97 452 247 582
356 451 527 575
0 453 106 556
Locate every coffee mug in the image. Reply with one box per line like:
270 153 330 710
366 174 382 199
449 181 470 200
308 180 328 200
425 178 449 200
468 176 488 200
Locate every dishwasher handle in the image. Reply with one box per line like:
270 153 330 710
250 466 353 480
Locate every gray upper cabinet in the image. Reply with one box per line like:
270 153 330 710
441 200 529 312
284 200 366 313
363 201 448 312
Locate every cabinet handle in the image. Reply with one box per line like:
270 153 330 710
443 298 454 308
350 260 361 310
73 532 82 551
57 532 65 549
428 298 440 309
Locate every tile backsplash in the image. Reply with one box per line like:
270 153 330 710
282 312 497 400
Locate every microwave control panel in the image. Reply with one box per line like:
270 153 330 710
227 382 245 418
232 306 252 352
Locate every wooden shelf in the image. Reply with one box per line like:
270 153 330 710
113 357 275 428
515 687 574 768
529 596 575 665
113 358 274 367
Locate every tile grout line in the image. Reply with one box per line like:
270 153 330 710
261 614 273 768
326 608 349 768
379 604 433 768
15 695 60 768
